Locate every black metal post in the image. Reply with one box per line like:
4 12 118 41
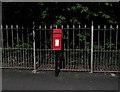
55 50 60 77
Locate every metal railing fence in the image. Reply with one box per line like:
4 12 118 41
0 22 120 72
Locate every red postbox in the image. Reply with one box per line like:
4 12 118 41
52 29 62 50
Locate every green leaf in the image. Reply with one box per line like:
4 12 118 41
93 13 98 17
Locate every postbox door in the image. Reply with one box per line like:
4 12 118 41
53 37 62 50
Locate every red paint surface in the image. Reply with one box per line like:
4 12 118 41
52 29 62 50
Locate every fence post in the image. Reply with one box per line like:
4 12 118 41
90 21 94 73
32 21 36 73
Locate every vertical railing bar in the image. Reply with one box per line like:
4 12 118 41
87 41 89 71
28 28 33 67
54 48 55 69
102 49 104 70
87 46 89 71
6 25 8 48
98 25 100 70
20 28 23 67
84 24 87 70
75 29 77 69
78 25 80 70
8 25 11 67
85 24 87 49
3 47 5 67
30 29 32 68
39 25 42 68
96 50 98 71
115 50 116 70
11 25 14 67
44 25 46 68
73 25 75 69
94 50 96 71
32 21 36 73
86 50 89 71
37 28 40 69
19 26 21 67
109 25 112 69
108 51 112 71
61 25 64 69
90 21 94 73
116 25 118 50
0 25 3 68
16 25 19 67
11 25 14 48
50 25 52 68
11 25 13 67
98 25 100 50
111 49 114 70
104 25 106 50
118 50 119 70
24 27 27 68
81 49 83 70
30 47 32 68
21 26 24 67
30 27 32 68
24 28 27 68
100 49 102 71
104 50 106 71
55 25 58 29
75 27 77 70
37 48 39 69
9 25 11 67
116 50 118 71
110 25 112 50
107 50 109 70
79 50 82 69
83 50 85 70
45 25 47 68
93 49 95 71
115 25 118 68
26 27 29 68
67 25 69 69
103 25 106 70
25 28 28 68
3 28 8 66
105 50 109 69
18 26 21 67
19 27 23 67
23 28 27 68
6 25 9 67
110 25 112 70
115 50 117 70
113 50 115 70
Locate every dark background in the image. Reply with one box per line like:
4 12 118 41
2 2 120 26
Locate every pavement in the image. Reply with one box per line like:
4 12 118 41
1 69 119 90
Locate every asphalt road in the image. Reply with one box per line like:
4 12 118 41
2 69 119 90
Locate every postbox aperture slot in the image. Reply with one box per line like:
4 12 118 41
53 33 61 34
